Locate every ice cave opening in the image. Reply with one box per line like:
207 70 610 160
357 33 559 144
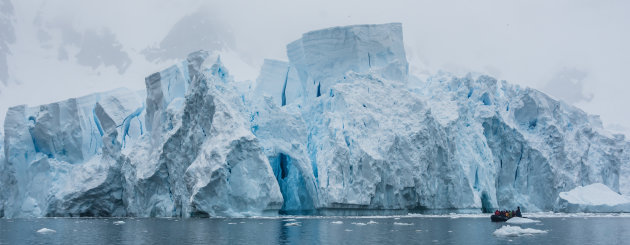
481 191 494 213
269 153 315 215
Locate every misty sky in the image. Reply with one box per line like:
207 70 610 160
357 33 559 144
0 0 628 135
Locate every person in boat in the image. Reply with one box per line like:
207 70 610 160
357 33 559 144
515 206 522 217
495 210 500 216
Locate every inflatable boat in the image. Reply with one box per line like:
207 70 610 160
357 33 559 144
490 215 510 222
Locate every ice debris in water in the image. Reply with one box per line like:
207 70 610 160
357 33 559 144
506 217 540 224
560 183 629 206
113 221 125 225
558 183 630 212
331 221 343 224
493 225 547 237
37 228 56 234
284 222 301 226
367 220 378 224
393 222 414 226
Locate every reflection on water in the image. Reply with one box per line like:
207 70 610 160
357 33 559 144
1 216 629 244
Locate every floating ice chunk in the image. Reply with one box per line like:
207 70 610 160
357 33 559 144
284 222 301 226
352 222 367 226
283 218 297 222
393 222 413 226
506 217 540 224
558 183 630 212
367 220 378 224
331 221 343 224
37 228 56 234
559 183 630 206
113 221 125 225
493 225 547 237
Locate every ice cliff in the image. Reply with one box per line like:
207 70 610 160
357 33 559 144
0 51 282 217
123 52 282 217
1 23 628 217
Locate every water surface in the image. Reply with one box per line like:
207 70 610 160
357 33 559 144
1 214 629 244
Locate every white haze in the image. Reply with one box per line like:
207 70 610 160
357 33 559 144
0 0 628 136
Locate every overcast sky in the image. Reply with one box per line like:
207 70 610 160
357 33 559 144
0 0 628 135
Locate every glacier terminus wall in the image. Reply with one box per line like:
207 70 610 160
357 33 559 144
1 23 628 217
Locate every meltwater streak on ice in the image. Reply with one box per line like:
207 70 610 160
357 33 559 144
1 23 629 218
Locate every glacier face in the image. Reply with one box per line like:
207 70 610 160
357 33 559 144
411 73 629 212
1 88 143 217
251 23 629 214
0 51 282 218
287 23 408 104
122 51 282 217
1 23 629 218
253 59 301 107
0 130 4 217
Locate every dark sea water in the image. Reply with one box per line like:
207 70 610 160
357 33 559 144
1 214 629 245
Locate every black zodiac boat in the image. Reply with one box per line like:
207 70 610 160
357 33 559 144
491 207 523 222
490 215 511 222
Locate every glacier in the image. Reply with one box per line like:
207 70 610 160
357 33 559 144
1 23 629 218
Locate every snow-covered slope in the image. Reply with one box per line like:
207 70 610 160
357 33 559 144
1 23 628 217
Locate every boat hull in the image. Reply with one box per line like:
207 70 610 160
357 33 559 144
491 215 510 222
